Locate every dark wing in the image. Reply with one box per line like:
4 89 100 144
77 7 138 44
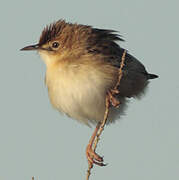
87 28 158 97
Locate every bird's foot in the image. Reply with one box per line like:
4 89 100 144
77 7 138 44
86 144 106 168
108 90 120 107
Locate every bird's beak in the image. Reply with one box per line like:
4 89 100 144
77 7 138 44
20 44 40 51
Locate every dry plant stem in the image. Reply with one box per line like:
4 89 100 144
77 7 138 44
93 50 127 151
86 165 91 180
93 97 110 152
86 50 127 180
114 49 127 90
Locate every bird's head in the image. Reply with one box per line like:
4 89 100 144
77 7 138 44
21 19 123 67
21 20 90 66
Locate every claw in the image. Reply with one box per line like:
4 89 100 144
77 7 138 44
93 160 107 166
86 143 106 168
108 91 120 107
110 97 120 107
110 89 120 94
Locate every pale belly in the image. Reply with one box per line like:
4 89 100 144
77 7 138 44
45 62 121 126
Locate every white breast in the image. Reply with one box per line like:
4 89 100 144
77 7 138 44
45 62 116 126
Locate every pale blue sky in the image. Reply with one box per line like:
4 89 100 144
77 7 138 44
0 0 178 180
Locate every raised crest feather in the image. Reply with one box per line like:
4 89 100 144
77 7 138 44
39 19 68 45
39 19 124 46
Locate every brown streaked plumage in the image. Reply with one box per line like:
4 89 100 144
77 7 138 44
21 19 158 170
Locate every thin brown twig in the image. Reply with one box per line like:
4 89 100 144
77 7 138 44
86 165 91 180
114 50 127 90
86 160 92 180
93 97 110 152
86 50 127 180
93 50 127 154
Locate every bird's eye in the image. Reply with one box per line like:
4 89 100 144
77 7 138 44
52 42 59 48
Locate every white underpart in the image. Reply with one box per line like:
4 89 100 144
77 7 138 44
39 51 119 126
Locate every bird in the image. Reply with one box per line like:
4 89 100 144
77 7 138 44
21 19 158 168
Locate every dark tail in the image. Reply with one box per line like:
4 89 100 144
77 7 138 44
147 73 159 79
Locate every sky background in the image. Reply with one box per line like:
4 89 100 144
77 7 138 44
0 0 178 180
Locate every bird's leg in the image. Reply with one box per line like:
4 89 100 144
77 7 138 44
86 96 110 180
86 90 119 168
86 122 105 168
108 90 120 107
